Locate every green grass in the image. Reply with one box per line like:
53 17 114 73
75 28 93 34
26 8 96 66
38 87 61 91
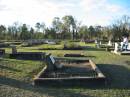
0 42 130 97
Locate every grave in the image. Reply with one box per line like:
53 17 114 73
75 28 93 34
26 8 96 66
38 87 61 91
107 40 112 46
0 49 5 55
34 54 106 86
111 42 130 55
64 54 86 57
11 45 17 54
10 52 46 60
0 43 10 48
10 47 46 60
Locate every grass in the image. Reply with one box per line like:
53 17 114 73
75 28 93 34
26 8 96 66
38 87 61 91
0 42 130 97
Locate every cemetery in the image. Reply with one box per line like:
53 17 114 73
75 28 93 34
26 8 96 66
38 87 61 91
0 2 130 95
1 40 130 97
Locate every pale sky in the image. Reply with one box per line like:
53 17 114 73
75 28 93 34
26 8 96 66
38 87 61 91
0 0 130 27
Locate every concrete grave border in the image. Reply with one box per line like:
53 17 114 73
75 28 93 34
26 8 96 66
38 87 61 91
33 56 106 86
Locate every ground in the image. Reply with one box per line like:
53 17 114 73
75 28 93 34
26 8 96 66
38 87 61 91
0 42 130 97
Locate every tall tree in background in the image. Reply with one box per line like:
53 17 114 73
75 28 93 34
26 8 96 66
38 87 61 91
40 22 46 33
29 27 34 39
52 17 62 39
35 22 41 32
88 26 95 40
20 24 30 40
0 25 6 40
79 25 88 40
62 15 76 40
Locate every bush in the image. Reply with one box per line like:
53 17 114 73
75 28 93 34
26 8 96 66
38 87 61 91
63 42 82 50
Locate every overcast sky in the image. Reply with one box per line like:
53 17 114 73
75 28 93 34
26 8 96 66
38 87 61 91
0 0 130 27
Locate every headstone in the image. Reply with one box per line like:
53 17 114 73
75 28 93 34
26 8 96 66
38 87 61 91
128 43 130 50
50 55 55 64
114 43 119 53
96 43 100 48
108 40 112 46
12 46 17 54
99 41 102 45
95 40 98 44
120 42 124 51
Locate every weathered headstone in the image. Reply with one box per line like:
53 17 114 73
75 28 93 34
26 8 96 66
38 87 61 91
11 45 17 54
95 40 98 44
108 40 112 46
99 41 102 45
46 54 63 71
114 43 119 53
95 42 100 48
120 42 124 51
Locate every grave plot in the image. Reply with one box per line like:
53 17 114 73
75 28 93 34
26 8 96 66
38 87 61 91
0 43 10 48
63 42 83 50
95 40 114 51
10 52 46 61
64 53 86 57
34 55 106 86
0 49 5 55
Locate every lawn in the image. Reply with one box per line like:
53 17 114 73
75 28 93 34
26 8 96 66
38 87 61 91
0 42 130 97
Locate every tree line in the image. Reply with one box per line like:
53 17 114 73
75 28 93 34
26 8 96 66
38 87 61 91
0 15 130 41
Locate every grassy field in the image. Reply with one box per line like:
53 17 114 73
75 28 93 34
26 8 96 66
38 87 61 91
0 42 130 97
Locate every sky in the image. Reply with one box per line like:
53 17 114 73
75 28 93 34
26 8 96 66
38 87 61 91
0 0 130 27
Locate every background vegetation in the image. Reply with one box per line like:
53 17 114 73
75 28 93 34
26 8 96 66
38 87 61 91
0 15 130 41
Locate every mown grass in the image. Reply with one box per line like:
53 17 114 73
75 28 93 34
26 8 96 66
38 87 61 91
0 42 130 97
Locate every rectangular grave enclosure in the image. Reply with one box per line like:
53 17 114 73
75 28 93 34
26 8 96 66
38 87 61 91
34 58 106 86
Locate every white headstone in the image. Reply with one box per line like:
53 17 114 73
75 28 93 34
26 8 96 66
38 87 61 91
50 55 55 64
95 40 98 44
100 41 102 45
114 43 119 53
108 40 112 46
128 43 130 50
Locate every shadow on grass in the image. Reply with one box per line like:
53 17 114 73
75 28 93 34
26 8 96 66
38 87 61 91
83 47 106 51
97 64 130 89
0 65 21 72
0 76 93 97
1 63 130 96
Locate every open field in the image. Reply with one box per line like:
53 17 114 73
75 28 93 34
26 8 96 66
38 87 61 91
0 42 130 97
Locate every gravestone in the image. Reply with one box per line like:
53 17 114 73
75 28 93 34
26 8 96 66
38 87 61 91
107 40 112 46
99 41 102 45
95 42 100 48
114 43 119 53
46 54 63 71
11 45 17 54
0 49 5 55
120 42 124 51
46 54 56 71
95 40 98 44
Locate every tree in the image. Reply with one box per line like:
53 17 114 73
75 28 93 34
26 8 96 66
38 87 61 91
88 26 95 40
20 24 30 40
44 28 56 39
29 27 34 39
35 22 41 32
52 17 62 39
111 15 130 41
79 25 88 39
62 15 76 40
40 22 46 33
0 25 6 40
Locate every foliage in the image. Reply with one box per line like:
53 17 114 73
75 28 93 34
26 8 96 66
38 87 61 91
0 15 130 41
